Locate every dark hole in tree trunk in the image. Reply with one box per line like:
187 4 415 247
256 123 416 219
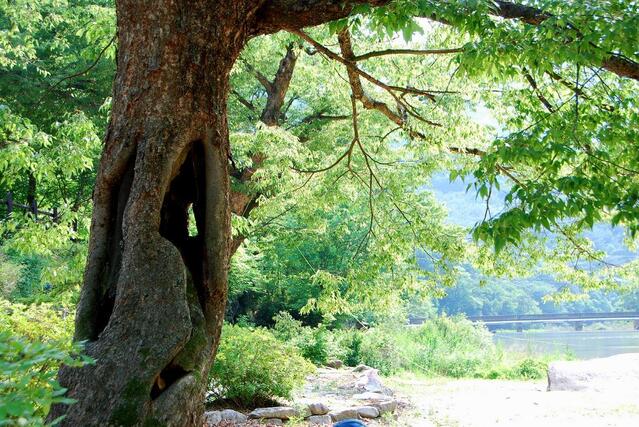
160 141 208 313
93 154 136 339
150 363 190 400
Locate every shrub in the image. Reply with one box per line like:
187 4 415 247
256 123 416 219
509 357 547 380
342 330 363 367
0 332 91 426
398 315 497 378
209 324 314 407
272 312 332 366
359 329 402 375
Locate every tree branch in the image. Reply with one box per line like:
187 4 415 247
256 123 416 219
453 1 639 81
353 47 463 61
253 0 390 35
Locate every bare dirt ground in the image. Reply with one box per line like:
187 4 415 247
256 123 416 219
209 368 639 426
386 375 639 427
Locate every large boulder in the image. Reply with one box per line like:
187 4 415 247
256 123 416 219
204 411 222 425
548 353 639 392
248 406 298 420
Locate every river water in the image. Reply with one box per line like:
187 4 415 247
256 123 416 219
493 330 639 359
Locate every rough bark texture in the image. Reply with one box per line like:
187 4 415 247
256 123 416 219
49 1 257 425
50 1 388 426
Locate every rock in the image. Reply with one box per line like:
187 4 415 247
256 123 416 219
357 406 380 418
307 402 330 415
204 410 222 425
353 364 372 372
355 368 387 394
353 392 390 401
262 419 284 425
329 408 359 422
248 406 298 420
218 409 248 423
372 400 398 415
326 359 344 369
307 414 332 425
547 353 639 392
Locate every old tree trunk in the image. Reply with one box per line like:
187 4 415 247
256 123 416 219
49 1 385 426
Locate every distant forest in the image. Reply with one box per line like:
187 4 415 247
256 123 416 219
425 174 638 317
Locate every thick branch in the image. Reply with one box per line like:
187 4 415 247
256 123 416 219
492 0 550 25
336 29 439 129
261 43 298 125
253 0 390 35
229 44 302 253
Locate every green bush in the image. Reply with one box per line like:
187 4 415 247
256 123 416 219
357 329 402 375
342 330 363 367
272 312 332 366
402 315 496 378
0 332 91 426
0 299 91 424
271 314 549 381
209 324 314 407
509 357 548 380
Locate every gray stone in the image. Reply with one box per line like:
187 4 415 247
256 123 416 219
353 391 390 401
307 402 330 415
307 415 332 425
357 406 380 418
249 406 298 420
219 409 248 423
353 364 372 372
356 368 386 393
373 400 398 415
548 353 639 392
326 359 344 369
329 408 359 422
204 410 222 425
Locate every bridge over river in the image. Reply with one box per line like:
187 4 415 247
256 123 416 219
410 312 639 331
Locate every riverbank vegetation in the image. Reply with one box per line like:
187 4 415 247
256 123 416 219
0 295 554 418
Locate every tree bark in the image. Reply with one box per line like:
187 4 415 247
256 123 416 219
49 1 259 425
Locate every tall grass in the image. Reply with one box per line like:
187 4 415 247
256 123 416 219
274 314 559 379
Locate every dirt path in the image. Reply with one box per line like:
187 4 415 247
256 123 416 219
387 375 639 427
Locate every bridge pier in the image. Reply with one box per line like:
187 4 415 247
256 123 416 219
574 321 584 331
516 325 523 333
634 319 639 330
